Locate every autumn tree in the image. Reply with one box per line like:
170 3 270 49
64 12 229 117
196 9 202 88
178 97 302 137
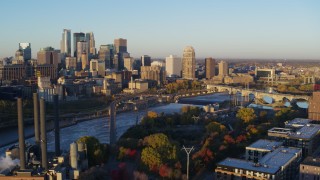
141 133 177 171
191 81 202 90
177 80 190 90
298 84 313 91
141 147 162 170
259 110 268 122
273 107 297 126
147 111 158 118
192 148 214 171
205 122 227 134
277 85 287 92
166 83 179 94
288 86 298 92
236 108 257 123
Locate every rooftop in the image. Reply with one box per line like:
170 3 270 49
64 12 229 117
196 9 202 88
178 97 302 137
289 124 320 140
301 156 320 167
285 118 312 128
268 118 320 140
268 127 292 136
217 147 301 174
246 139 283 151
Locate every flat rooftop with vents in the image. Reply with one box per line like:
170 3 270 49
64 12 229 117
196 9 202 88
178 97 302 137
246 139 283 152
217 147 302 174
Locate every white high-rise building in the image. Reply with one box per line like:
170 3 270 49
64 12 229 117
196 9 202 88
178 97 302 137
182 46 195 79
151 60 165 68
60 29 71 56
86 32 96 55
124 57 134 71
77 41 88 62
218 60 228 76
165 55 182 77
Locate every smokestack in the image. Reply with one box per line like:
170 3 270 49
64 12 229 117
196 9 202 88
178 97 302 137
17 98 26 170
109 102 116 145
70 142 78 169
33 93 40 145
40 98 48 170
53 94 60 156
131 76 133 91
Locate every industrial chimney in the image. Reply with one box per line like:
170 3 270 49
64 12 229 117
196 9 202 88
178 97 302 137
53 94 60 156
70 142 78 169
131 76 133 91
17 98 26 170
33 93 40 145
109 102 116 146
40 98 48 170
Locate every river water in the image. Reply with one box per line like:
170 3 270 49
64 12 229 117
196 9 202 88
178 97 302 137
0 91 309 156
0 93 231 155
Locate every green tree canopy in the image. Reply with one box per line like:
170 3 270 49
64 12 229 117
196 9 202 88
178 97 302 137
143 133 170 149
141 147 162 170
274 107 297 126
236 108 257 123
205 122 227 134
141 133 177 171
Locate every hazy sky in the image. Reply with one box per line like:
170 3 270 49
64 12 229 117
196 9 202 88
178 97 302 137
1 0 320 59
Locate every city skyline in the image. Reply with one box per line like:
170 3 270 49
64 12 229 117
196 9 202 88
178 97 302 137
1 0 320 59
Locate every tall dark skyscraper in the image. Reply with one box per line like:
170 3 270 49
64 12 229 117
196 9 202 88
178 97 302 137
99 45 112 68
114 38 127 54
19 43 31 61
141 55 151 66
114 38 128 71
73 32 85 57
60 29 71 56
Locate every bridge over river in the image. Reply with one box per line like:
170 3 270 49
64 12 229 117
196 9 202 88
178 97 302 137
206 84 310 102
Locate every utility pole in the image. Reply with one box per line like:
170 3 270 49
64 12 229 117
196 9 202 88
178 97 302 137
182 146 194 180
192 116 200 124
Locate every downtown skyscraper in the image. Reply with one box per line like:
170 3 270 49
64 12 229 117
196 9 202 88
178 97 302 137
18 43 31 62
86 32 96 55
166 55 182 77
60 29 71 56
77 41 88 70
205 57 215 79
114 38 127 54
114 38 128 70
141 55 151 66
218 60 228 76
182 46 196 79
73 32 85 57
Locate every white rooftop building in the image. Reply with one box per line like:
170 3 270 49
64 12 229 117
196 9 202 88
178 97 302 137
216 147 302 180
246 139 283 162
165 55 181 77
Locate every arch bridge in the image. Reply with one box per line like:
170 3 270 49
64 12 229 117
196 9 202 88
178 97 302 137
206 84 310 102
